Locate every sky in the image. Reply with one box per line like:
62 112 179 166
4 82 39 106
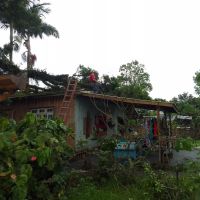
1 0 200 100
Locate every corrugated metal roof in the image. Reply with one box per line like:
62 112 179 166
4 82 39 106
172 115 192 120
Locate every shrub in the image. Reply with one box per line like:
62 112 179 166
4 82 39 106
98 136 118 151
0 113 73 200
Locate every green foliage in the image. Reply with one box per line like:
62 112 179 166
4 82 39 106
95 150 114 183
171 93 197 116
0 0 59 41
101 75 121 95
67 160 200 200
0 61 69 92
171 93 200 131
115 84 151 99
141 163 192 200
0 0 59 72
98 136 118 151
119 60 152 92
0 58 21 75
76 139 88 150
194 70 200 95
128 119 137 127
175 137 194 151
0 113 73 200
68 178 147 200
101 60 152 99
112 158 144 185
77 65 99 89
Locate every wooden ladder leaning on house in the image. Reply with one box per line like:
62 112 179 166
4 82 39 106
58 77 78 125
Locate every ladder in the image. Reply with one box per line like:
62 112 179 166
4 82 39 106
58 77 78 124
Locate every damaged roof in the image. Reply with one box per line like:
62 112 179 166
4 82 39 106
78 91 178 113
5 90 178 113
0 73 27 102
0 73 27 91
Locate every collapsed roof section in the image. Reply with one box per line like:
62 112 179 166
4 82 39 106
0 73 27 102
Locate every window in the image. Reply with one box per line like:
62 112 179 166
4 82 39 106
31 108 54 119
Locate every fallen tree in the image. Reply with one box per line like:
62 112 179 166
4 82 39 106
0 59 69 93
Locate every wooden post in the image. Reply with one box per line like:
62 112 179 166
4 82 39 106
9 22 13 62
169 113 172 137
157 108 161 163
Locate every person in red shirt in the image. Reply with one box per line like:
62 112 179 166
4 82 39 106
89 71 98 92
89 72 96 83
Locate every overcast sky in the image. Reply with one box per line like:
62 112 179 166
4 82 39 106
1 0 200 100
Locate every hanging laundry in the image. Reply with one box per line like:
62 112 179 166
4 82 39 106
153 119 158 137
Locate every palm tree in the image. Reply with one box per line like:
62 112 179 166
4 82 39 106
0 0 59 68
0 0 28 62
17 2 59 70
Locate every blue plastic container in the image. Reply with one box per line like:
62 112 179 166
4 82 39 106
114 149 137 160
116 142 128 150
129 149 136 159
129 142 136 150
114 140 137 160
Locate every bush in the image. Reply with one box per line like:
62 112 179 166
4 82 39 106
0 113 73 200
175 137 194 151
140 162 200 200
98 136 118 151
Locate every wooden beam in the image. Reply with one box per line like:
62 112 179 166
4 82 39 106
169 113 172 137
78 92 178 113
157 108 161 163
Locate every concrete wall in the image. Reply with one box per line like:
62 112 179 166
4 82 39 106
74 96 126 149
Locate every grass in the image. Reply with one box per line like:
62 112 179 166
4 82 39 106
192 139 200 147
67 179 147 200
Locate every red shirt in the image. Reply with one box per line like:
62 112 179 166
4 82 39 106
89 72 96 82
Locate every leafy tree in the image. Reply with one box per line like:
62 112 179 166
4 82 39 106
119 60 152 90
0 61 69 93
193 70 200 95
171 93 197 116
98 61 152 99
101 75 120 95
115 84 151 99
116 60 152 99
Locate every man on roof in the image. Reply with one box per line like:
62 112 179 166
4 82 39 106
89 71 99 93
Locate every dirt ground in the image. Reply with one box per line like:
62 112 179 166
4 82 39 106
169 147 200 166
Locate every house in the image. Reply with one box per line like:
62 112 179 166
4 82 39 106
0 91 177 151
172 115 192 128
171 115 193 138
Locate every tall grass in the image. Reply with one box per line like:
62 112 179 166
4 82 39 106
67 179 145 200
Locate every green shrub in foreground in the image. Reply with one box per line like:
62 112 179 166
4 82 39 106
0 113 73 200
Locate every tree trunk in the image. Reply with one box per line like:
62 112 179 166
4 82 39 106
26 36 31 71
25 35 31 89
9 22 13 62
